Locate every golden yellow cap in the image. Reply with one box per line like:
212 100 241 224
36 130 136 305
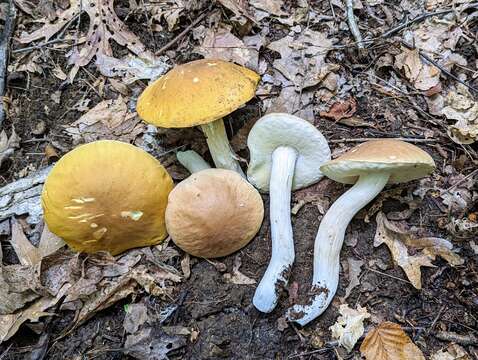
165 169 264 258
41 140 173 255
136 59 260 128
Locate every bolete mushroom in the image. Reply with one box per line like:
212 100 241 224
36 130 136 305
165 168 264 258
136 59 260 177
41 140 173 255
287 139 436 325
247 113 331 313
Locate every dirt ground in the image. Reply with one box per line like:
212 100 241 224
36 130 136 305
0 0 477 359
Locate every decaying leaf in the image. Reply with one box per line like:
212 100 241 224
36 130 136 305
442 88 478 144
0 129 21 167
96 54 170 84
10 219 41 266
223 255 256 285
360 322 425 360
64 96 145 143
342 257 364 301
395 47 440 91
319 98 357 121
431 343 471 360
19 0 155 74
148 0 185 31
123 302 148 334
374 212 463 289
330 304 370 352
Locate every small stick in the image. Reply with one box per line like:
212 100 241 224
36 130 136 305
0 0 17 128
345 0 364 49
329 137 437 144
435 331 478 345
381 10 453 38
441 168 478 194
155 10 210 56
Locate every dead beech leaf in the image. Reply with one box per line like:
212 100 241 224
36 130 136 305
431 343 471 360
374 212 463 289
10 219 41 266
360 322 425 360
320 98 357 121
395 47 440 91
442 88 478 144
64 96 145 143
330 304 370 352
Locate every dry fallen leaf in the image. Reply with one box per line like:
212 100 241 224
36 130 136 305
442 88 478 144
395 47 441 91
374 212 463 289
330 304 370 352
341 257 364 301
360 322 425 360
431 343 471 360
64 96 145 143
0 129 20 167
223 255 256 285
10 218 42 266
319 98 357 121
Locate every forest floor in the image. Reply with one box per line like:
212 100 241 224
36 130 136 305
0 0 477 359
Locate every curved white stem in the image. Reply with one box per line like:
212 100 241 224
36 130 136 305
287 172 390 325
177 150 211 174
253 146 298 313
200 119 245 177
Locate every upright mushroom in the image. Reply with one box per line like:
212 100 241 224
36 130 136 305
247 113 331 313
287 139 436 325
165 168 264 258
41 140 173 255
136 59 260 176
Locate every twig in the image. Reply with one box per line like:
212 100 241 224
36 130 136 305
155 10 210 56
441 168 478 194
345 0 364 49
426 305 446 336
435 331 478 345
0 344 12 360
367 267 412 284
329 137 438 143
381 10 454 38
0 0 17 128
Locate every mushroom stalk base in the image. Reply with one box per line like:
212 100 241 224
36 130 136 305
200 119 245 177
177 150 211 174
287 172 390 325
253 146 298 313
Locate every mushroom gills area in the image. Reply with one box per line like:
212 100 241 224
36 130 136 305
200 119 245 177
287 171 390 325
177 150 211 173
253 146 298 313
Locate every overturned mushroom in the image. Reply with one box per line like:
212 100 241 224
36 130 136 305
247 113 331 313
136 59 260 176
166 168 264 258
41 140 173 255
287 139 436 325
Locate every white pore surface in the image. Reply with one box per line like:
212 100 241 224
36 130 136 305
247 113 331 192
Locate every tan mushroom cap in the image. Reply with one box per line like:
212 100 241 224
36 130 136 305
136 59 260 128
320 140 436 184
165 169 264 258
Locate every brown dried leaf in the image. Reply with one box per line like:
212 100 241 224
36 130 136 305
64 96 145 143
223 255 256 285
395 48 440 91
431 343 471 360
374 212 463 289
341 257 364 301
0 129 21 167
442 89 478 144
10 219 41 266
319 98 357 121
360 322 425 360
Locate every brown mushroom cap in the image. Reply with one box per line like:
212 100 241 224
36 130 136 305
320 139 436 184
165 169 264 258
136 59 260 128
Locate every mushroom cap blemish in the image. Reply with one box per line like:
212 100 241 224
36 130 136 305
41 140 173 255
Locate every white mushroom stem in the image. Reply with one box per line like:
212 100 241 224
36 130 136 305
253 146 298 313
177 150 211 173
287 172 390 325
200 119 245 177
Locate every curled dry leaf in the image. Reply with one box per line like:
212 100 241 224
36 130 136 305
374 212 463 289
64 96 145 144
319 98 357 121
223 255 256 285
330 304 370 352
441 89 478 144
395 47 440 91
360 322 425 360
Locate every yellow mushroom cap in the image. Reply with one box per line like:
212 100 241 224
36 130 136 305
320 140 436 184
165 169 264 258
136 59 260 128
41 140 173 255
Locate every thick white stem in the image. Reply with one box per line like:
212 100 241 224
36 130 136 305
253 146 298 313
177 150 211 174
287 172 390 325
200 119 245 177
